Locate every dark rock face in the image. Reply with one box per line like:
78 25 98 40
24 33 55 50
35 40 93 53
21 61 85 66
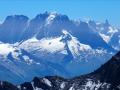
0 15 29 43
0 81 19 90
92 52 120 89
1 51 120 90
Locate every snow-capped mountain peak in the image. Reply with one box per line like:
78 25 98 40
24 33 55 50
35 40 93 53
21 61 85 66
62 29 70 35
61 29 72 42
61 29 92 58
20 30 92 59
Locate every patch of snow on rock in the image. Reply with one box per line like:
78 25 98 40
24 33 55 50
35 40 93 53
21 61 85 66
42 78 52 87
45 12 56 25
60 82 66 89
99 33 110 43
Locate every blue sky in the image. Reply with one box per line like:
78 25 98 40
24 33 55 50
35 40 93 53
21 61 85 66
0 0 120 27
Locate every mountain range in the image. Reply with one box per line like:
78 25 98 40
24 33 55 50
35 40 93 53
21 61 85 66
0 12 120 86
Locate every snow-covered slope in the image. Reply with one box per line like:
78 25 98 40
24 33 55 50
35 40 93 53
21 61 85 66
19 30 113 80
0 43 14 56
0 42 72 84
20 30 92 59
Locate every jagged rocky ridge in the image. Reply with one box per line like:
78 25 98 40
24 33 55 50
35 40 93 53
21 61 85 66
0 51 120 90
0 12 117 51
